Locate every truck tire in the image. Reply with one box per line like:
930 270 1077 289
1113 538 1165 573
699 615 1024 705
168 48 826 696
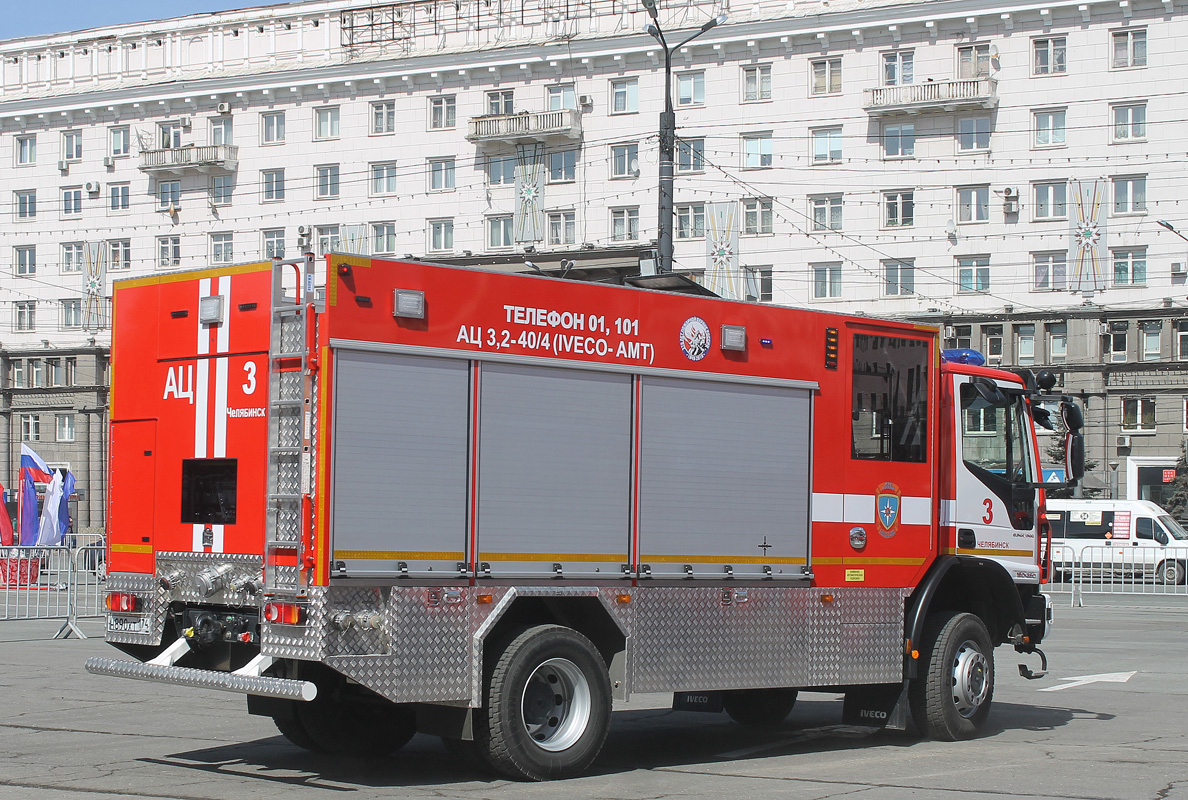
1156 559 1186 586
722 689 798 728
273 711 323 752
475 625 612 781
909 611 994 741
296 696 417 757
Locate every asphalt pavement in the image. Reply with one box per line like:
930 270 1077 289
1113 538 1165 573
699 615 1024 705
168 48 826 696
0 595 1186 799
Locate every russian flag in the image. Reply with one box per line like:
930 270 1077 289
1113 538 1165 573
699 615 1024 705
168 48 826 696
18 445 53 546
21 445 53 484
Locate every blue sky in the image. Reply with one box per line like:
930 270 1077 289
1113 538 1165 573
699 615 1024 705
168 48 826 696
3 1 292 39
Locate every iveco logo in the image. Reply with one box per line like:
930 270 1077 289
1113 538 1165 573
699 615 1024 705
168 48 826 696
859 709 888 719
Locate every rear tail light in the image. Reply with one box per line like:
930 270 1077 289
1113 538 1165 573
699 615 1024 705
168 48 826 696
263 602 305 625
106 592 139 613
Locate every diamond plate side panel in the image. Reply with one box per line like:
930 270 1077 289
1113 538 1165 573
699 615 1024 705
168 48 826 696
261 586 329 660
104 572 167 646
322 587 387 656
156 552 263 607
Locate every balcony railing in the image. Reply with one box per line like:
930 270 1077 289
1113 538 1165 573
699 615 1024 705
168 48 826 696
139 144 238 172
466 109 583 143
863 78 998 114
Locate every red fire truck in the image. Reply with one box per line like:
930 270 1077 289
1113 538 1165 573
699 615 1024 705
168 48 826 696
88 255 1082 781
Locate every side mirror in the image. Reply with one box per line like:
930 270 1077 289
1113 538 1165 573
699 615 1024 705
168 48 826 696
1060 400 1084 434
1066 432 1085 481
972 377 1009 407
1156 531 1169 546
1032 403 1055 430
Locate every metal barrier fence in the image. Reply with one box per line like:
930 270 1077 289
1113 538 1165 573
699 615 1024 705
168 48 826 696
0 542 105 637
1044 543 1188 605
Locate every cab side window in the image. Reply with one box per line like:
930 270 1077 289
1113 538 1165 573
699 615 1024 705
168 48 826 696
850 333 929 462
1136 517 1154 539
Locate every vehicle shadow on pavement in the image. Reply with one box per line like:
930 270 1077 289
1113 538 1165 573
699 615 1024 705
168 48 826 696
141 699 1098 787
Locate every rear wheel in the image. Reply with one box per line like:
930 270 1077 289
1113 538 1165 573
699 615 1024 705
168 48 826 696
722 689 798 728
909 611 994 741
1157 559 1186 586
474 625 612 781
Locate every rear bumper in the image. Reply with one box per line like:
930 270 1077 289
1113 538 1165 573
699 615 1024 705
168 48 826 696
84 655 316 701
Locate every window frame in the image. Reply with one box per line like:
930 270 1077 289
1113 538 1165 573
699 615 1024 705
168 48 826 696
1111 102 1147 143
548 149 577 183
957 185 990 224
15 246 36 277
883 190 915 228
810 57 842 95
372 222 397 255
1112 175 1147 215
741 132 773 169
882 50 914 86
957 255 991 293
315 164 341 199
314 106 340 140
61 242 85 274
882 122 915 159
742 198 773 235
1112 247 1147 286
60 298 83 330
675 203 706 239
371 100 396 135
108 183 130 213
429 158 456 191
261 111 286 144
811 195 843 231
883 259 915 296
429 219 454 252
14 301 36 332
157 235 181 268
428 95 456 129
486 215 514 249
62 130 83 161
547 210 577 246
1121 396 1156 433
56 414 75 443
1032 251 1068 291
1111 28 1147 69
210 232 234 264
611 207 640 241
15 135 36 166
262 229 286 260
210 174 234 206
610 143 639 179
676 138 706 173
109 126 131 157
370 162 399 196
611 78 638 114
812 262 843 300
957 43 992 79
15 190 36 220
61 187 83 217
1033 108 1067 149
811 127 843 164
742 65 772 102
1033 181 1068 221
109 239 131 270
487 89 515 116
157 180 181 210
1033 36 1068 75
957 115 991 152
675 71 705 106
262 168 285 202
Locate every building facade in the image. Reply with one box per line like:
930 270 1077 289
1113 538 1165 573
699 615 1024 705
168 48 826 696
1 0 1185 520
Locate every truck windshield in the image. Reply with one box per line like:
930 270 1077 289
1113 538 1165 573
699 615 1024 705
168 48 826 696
1157 515 1188 541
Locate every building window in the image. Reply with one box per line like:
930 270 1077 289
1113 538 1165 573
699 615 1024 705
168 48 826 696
263 169 285 201
27 359 42 388
487 154 517 186
46 358 63 387
958 255 990 293
1105 324 1128 362
1113 248 1147 285
372 223 397 254
15 301 36 331
487 216 514 249
676 72 704 105
62 188 82 215
1112 29 1147 68
316 165 340 199
1141 321 1162 361
957 186 990 223
16 190 36 219
10 360 24 388
612 79 638 113
15 246 35 276
429 158 455 191
957 116 991 151
317 226 340 256
883 123 914 158
812 263 842 299
62 130 83 161
1033 252 1067 290
210 118 233 146
263 229 285 260
611 143 639 178
110 126 131 156
884 191 914 228
159 123 182 150
883 260 914 296
56 414 75 442
211 175 234 205
61 299 82 329
811 196 843 231
1179 321 1188 361
676 203 706 238
158 236 181 268
742 133 772 168
745 267 774 302
1017 325 1036 366
65 358 76 386
21 415 39 442
742 198 773 235
1112 176 1146 214
547 84 576 111
812 128 842 164
371 100 396 134
983 326 1004 364
429 219 454 252
811 58 842 94
945 325 972 350
262 111 286 144
488 90 514 115
611 208 639 241
1034 37 1067 74
1112 103 1146 141
1048 323 1067 362
958 44 992 78
742 65 771 101
109 183 130 211
1034 182 1067 220
1122 397 1155 432
548 149 577 183
158 180 181 210
429 96 456 129
110 239 131 270
548 211 576 245
1034 109 1066 147
883 50 914 85
677 138 705 172
62 243 84 273
371 162 398 195
315 106 340 139
966 405 998 435
16 135 36 165
211 233 233 264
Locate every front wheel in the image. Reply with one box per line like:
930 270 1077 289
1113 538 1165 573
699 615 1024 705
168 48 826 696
475 625 612 781
1156 559 1186 586
909 611 994 741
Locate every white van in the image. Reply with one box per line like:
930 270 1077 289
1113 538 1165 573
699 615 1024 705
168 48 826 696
1046 499 1188 585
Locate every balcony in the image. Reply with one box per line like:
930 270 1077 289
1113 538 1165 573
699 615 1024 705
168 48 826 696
863 78 998 115
139 144 238 173
466 109 583 144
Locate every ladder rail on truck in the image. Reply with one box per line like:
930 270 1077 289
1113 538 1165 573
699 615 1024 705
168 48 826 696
88 254 1085 781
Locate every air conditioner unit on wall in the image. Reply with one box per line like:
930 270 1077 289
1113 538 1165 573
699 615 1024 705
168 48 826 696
1173 261 1186 275
296 225 310 236
179 116 192 128
1003 186 1020 215
1117 435 1132 448
84 181 100 193
102 156 114 167
578 94 594 107
217 102 231 114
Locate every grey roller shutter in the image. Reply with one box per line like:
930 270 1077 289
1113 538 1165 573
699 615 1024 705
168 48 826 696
477 362 631 578
330 350 470 576
638 376 811 579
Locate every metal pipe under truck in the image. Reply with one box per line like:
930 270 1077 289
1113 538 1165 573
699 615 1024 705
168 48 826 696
87 254 1084 780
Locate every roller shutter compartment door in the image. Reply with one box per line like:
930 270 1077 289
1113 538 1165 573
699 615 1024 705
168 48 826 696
638 377 811 579
330 350 470 577
477 362 631 578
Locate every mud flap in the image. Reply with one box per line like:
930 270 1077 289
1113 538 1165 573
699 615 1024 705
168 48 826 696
672 691 724 713
842 682 909 730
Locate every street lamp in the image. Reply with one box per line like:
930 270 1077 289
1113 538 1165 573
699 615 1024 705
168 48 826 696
642 0 726 273
1157 219 1188 244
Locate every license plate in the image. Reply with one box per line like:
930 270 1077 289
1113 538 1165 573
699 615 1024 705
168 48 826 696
107 614 150 635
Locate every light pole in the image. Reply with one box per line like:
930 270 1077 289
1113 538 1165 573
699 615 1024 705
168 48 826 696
642 1 725 274
1157 219 1188 244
